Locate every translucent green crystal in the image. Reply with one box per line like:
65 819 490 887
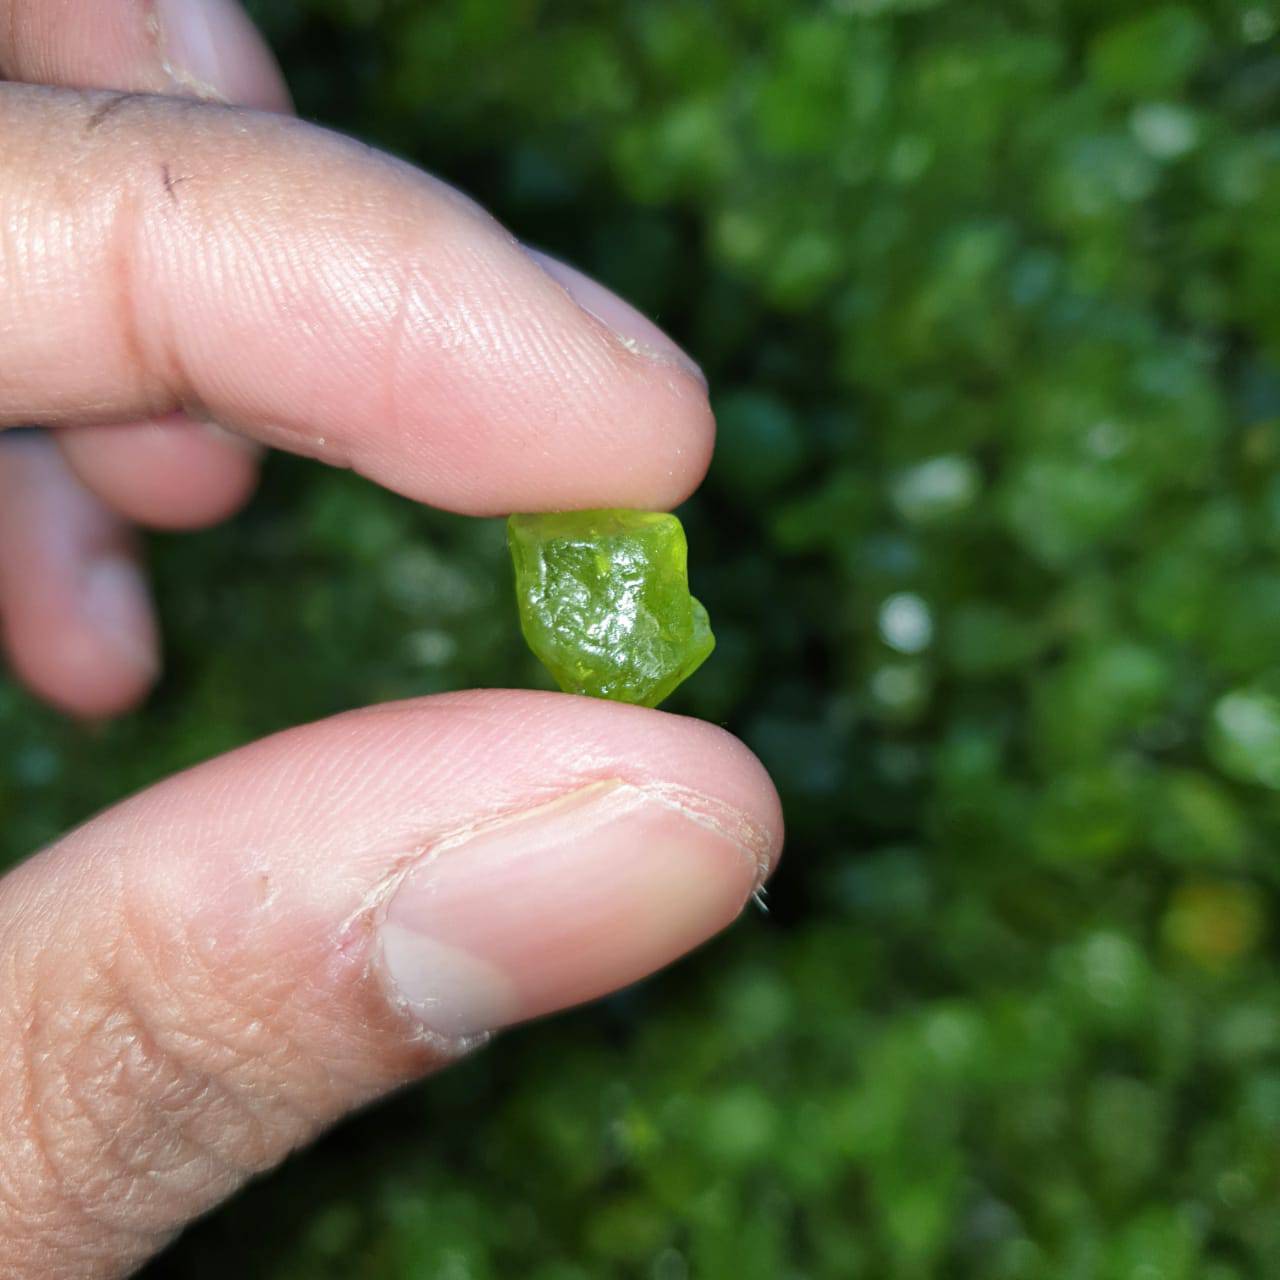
507 509 715 708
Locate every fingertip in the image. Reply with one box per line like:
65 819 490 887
379 778 762 1041
664 707 786 879
526 249 708 391
152 0 294 113
0 0 293 114
517 249 715 509
3 555 159 720
349 690 784 878
360 693 782 1040
651 382 717 512
58 417 260 530
0 434 160 718
9 593 159 721
510 249 717 512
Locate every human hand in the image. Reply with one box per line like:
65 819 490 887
0 2 783 1276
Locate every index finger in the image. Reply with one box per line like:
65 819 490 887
0 86 713 515
1 0 287 533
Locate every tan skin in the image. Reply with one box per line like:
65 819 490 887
0 3 783 1275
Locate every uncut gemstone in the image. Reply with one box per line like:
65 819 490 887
507 509 715 708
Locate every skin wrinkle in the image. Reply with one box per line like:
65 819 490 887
193 197 298 431
1 851 308 1271
350 728 537 853
105 182 151 415
199 197 367 470
247 724 390 845
377 247 414 466
54 1002 231 1218
6 953 168 1274
407 236 609 487
108 921 378 1245
313 173 439 369
114 879 305 1174
139 202 199 432
142 942 345 1128
109 764 431 1111
34 940 215 1234
119 1039 285 1192
70 98 226 419
468 242 599 401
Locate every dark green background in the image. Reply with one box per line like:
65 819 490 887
4 0 1280 1274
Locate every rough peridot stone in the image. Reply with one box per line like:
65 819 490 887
507 509 715 708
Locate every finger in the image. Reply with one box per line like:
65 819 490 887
0 433 158 716
0 0 292 111
0 86 713 515
0 691 782 1278
0 0 285 527
57 416 260 529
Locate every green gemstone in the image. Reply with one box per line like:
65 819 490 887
507 509 715 708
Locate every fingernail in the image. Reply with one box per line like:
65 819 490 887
377 781 761 1042
83 555 159 681
526 249 708 390
150 0 247 101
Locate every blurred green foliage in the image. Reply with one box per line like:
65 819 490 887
3 0 1280 1274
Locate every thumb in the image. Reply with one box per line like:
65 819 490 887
0 691 781 1280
